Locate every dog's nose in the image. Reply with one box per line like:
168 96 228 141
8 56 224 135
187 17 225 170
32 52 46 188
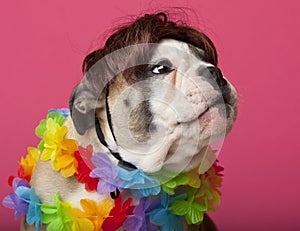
198 66 227 88
198 66 231 104
207 66 227 88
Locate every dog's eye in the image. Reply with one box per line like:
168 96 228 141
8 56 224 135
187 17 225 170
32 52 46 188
151 60 174 75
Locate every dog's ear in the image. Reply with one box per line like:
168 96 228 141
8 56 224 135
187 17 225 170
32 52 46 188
69 83 97 135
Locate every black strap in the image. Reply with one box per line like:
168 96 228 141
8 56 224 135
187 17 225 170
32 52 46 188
94 87 138 200
94 86 137 171
105 87 117 142
110 189 120 199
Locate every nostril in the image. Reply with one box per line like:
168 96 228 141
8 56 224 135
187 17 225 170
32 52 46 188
207 66 227 87
222 87 231 104
197 66 231 105
198 67 210 78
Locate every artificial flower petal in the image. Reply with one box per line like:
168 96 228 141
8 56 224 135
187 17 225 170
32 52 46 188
170 189 207 225
19 147 39 180
77 145 94 170
48 109 70 120
162 173 189 195
118 168 145 187
41 118 68 162
187 168 201 189
102 196 135 230
71 216 94 231
194 162 223 208
149 192 184 231
2 192 28 219
73 198 113 230
12 177 30 191
118 167 161 198
60 163 77 178
41 193 73 231
56 155 74 168
123 197 160 231
74 148 98 191
2 178 31 219
90 153 122 194
61 139 78 155
35 119 47 139
25 188 42 231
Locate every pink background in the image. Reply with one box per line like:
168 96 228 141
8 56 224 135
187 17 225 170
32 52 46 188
1 0 299 230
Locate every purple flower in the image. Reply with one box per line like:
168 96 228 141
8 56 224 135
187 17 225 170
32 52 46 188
123 197 160 231
2 178 30 219
3 178 43 230
90 153 124 194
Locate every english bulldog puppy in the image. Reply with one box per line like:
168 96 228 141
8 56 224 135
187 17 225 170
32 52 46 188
21 12 237 231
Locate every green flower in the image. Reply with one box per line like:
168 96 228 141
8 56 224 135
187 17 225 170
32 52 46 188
169 189 208 225
41 193 73 231
161 172 189 195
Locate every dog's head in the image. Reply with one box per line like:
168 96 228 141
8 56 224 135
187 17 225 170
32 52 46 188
70 13 237 173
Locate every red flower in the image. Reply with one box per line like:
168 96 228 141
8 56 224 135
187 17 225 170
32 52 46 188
102 196 135 231
213 161 224 176
18 166 31 182
74 146 99 191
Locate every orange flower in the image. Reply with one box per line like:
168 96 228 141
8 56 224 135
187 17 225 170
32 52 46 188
73 199 113 230
54 139 78 178
19 147 39 179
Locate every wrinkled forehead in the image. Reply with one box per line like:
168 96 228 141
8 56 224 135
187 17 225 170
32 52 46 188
151 39 209 66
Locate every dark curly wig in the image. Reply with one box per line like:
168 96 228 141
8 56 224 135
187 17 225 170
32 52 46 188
82 12 218 74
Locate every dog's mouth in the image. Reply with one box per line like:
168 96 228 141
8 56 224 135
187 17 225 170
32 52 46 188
199 102 236 120
162 101 237 172
177 100 236 125
197 101 238 138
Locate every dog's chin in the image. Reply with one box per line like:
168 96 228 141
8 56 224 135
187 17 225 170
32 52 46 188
162 146 209 172
159 103 237 173
197 103 237 142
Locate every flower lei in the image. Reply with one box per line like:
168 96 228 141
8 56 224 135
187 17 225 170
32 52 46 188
3 109 224 231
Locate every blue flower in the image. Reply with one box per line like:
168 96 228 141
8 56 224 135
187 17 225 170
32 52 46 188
118 167 161 198
25 188 42 231
150 192 185 231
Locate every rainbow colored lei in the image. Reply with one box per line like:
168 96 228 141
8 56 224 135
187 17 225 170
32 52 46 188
3 109 224 231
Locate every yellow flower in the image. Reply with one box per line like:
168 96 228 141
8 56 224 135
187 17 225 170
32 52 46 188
73 199 113 230
65 201 94 231
195 164 223 208
70 214 94 231
41 118 68 166
19 147 39 178
54 139 78 178
187 168 201 188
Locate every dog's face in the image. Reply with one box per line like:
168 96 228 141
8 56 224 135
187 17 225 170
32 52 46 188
71 39 237 173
